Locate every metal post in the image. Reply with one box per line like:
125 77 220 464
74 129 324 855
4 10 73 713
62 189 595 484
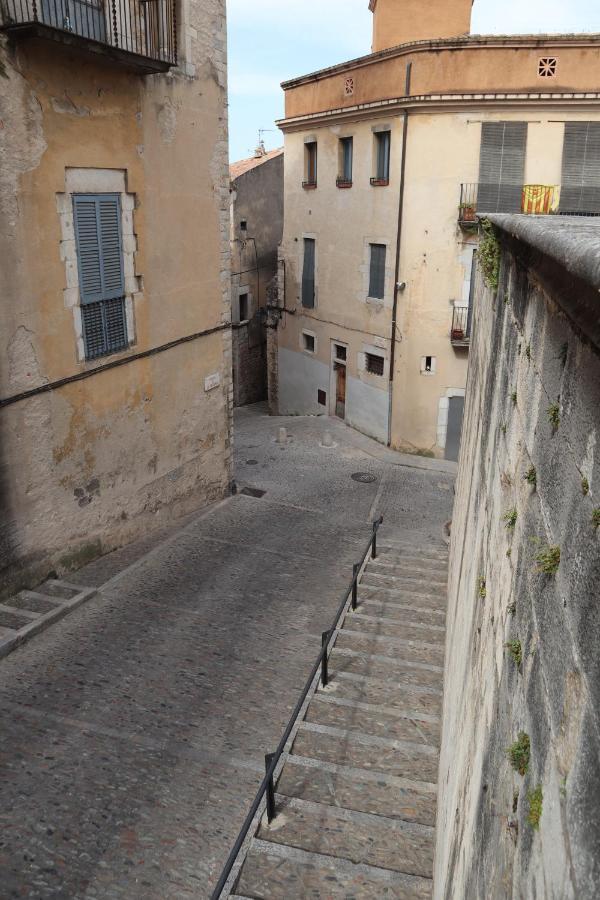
352 563 359 610
265 753 276 823
321 631 329 687
372 521 378 559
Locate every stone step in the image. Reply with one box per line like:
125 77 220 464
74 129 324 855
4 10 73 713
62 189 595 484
378 541 448 559
236 839 433 899
322 671 443 716
306 695 440 745
369 560 448 578
356 598 446 627
292 722 439 783
335 630 445 668
258 796 435 878
0 606 37 630
278 756 437 826
364 571 447 590
39 579 82 600
330 648 444 690
345 611 446 645
360 584 447 611
4 591 62 615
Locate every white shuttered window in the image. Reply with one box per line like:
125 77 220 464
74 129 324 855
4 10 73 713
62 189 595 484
560 122 600 214
477 122 528 213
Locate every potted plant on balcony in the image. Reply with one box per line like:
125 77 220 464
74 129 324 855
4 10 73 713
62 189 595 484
459 202 477 222
451 327 465 341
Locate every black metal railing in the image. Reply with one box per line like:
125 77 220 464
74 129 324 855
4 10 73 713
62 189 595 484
451 306 471 346
210 516 384 900
336 176 353 188
0 0 177 68
302 179 317 190
459 182 600 223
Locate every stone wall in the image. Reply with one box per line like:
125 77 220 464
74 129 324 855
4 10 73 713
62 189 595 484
435 217 600 898
232 319 266 407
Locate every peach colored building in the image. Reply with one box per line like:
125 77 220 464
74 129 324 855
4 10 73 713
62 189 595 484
273 0 600 459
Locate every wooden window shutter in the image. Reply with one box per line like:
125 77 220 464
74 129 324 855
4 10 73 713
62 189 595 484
73 193 125 304
302 238 315 308
478 122 527 213
560 122 600 214
369 244 386 299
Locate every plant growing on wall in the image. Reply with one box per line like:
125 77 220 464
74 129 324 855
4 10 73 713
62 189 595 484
478 576 487 599
582 477 590 496
593 509 600 530
510 390 518 405
479 220 501 291
501 423 507 436
535 544 561 576
525 343 531 362
504 507 518 529
507 732 530 775
505 639 522 667
527 785 543 829
558 343 568 367
507 599 517 614
547 402 560 432
524 465 537 488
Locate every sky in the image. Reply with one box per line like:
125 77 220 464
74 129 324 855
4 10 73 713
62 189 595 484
226 0 600 162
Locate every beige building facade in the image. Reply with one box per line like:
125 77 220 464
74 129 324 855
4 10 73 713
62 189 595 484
274 0 600 458
0 0 232 595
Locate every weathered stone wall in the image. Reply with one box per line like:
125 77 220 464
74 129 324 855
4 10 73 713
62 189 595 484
0 0 232 596
435 217 600 898
232 319 266 407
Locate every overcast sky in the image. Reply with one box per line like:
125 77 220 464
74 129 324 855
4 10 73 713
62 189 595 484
227 0 600 161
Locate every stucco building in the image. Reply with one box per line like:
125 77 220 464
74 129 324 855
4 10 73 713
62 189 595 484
0 0 232 595
273 0 600 459
230 146 283 407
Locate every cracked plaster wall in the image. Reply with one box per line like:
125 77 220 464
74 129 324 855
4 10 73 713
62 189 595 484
0 0 232 596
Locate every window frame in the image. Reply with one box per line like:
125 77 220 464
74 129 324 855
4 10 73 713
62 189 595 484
372 131 391 185
368 242 387 300
301 237 316 309
365 352 385 377
304 141 318 188
338 137 353 186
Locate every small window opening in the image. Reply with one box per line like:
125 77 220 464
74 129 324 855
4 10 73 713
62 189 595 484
304 142 317 188
318 389 327 406
240 219 247 231
303 332 315 353
365 352 384 376
425 356 433 372
538 57 557 77
239 293 249 322
334 344 347 361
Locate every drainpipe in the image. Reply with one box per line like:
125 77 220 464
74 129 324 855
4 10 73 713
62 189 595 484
387 61 412 447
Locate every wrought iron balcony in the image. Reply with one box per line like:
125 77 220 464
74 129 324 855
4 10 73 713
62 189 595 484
459 182 600 226
336 176 353 189
451 306 471 348
0 0 177 72
302 180 317 190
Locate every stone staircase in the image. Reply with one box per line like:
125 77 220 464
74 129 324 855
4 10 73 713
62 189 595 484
230 537 448 899
0 579 97 659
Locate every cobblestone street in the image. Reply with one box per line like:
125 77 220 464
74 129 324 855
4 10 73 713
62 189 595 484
0 405 454 899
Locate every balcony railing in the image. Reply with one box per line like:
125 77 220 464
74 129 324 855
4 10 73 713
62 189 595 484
302 180 317 190
459 183 600 225
451 306 471 347
336 176 353 189
0 0 177 71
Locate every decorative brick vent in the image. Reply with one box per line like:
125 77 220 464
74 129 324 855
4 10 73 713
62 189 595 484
344 76 354 96
538 57 557 77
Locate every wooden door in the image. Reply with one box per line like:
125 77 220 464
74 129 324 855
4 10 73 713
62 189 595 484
335 363 346 419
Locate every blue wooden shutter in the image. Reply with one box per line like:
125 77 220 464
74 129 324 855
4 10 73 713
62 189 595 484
369 244 386 299
377 132 390 180
302 238 315 308
73 193 124 303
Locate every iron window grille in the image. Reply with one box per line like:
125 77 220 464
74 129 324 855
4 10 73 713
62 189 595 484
365 352 385 376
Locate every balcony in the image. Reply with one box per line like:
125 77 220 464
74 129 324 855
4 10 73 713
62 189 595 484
459 183 600 227
336 176 352 189
0 0 177 72
451 306 471 348
302 180 317 190
370 177 389 187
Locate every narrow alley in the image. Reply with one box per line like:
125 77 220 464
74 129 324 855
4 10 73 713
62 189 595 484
0 405 454 898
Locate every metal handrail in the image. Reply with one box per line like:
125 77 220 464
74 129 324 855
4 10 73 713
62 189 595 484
210 516 384 899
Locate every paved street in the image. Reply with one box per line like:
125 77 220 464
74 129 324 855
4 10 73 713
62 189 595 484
0 405 454 899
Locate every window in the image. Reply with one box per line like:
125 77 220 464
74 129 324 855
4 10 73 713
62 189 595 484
368 243 386 299
302 238 316 308
334 344 347 361
338 137 353 186
318 389 327 406
304 142 317 187
538 57 557 77
73 193 128 360
303 332 315 353
240 219 247 231
365 352 385 376
560 122 600 214
477 122 527 213
421 356 437 374
372 131 390 185
239 292 249 322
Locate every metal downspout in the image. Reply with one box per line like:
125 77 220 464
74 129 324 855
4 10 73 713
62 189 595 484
387 61 412 447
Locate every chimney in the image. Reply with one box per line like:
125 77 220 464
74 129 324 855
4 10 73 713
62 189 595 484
369 0 473 53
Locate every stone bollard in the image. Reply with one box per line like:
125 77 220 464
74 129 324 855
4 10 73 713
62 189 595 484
322 431 334 448
277 426 287 445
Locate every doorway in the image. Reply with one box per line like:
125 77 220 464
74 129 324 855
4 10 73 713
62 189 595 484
445 395 465 462
334 363 346 419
